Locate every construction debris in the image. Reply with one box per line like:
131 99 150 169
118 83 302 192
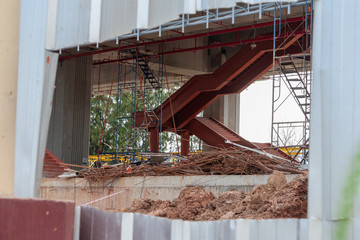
123 171 308 220
79 149 303 181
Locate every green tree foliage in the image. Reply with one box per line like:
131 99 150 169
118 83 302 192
89 95 117 155
89 87 202 155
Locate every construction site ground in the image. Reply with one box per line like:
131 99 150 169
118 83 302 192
40 149 307 219
122 171 308 221
75 150 308 220
79 149 304 181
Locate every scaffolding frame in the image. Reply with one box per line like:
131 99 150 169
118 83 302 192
270 2 313 163
99 48 165 164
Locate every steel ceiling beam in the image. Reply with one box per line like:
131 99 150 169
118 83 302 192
118 1 309 40
60 16 306 61
92 30 305 66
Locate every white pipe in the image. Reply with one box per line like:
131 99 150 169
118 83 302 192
224 140 292 162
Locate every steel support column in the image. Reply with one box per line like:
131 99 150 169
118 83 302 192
149 128 159 152
180 131 190 156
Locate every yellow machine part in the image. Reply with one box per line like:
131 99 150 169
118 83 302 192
88 150 202 167
279 147 308 156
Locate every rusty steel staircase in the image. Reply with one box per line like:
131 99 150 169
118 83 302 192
271 53 311 162
129 49 161 89
278 55 311 121
133 23 306 154
187 117 259 149
187 117 292 159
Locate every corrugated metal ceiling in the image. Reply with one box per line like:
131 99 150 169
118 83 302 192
46 0 299 50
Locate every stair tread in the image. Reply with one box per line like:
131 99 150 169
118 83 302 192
197 118 244 141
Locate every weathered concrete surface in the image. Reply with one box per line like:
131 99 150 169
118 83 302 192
0 0 20 195
41 175 298 210
47 56 92 166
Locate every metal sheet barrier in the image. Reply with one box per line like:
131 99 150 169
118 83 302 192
77 206 309 240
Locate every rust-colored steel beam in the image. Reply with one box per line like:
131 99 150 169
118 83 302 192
134 32 305 130
171 34 305 129
150 128 159 152
60 17 306 61
180 131 190 156
92 31 303 66
154 38 273 127
186 117 258 150
156 31 305 127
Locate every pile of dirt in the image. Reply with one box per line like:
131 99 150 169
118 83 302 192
124 172 308 220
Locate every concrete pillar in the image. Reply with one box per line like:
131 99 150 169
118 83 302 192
309 0 360 239
0 1 20 195
149 128 159 152
204 94 240 133
223 94 240 133
204 97 224 124
204 48 240 134
47 56 92 166
181 131 190 156
203 94 240 151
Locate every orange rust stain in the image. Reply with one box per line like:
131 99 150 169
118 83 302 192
46 56 50 64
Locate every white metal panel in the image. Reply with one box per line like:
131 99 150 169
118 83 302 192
99 0 138 43
89 0 102 43
190 221 216 240
183 0 197 14
47 0 300 50
236 219 250 240
121 213 134 240
249 220 258 240
196 0 236 10
309 0 360 238
46 0 91 50
256 220 277 240
298 219 309 240
73 206 81 240
352 217 360 240
309 0 360 223
147 0 184 30
14 0 59 197
77 209 316 239
183 221 192 240
154 215 172 240
276 219 298 240
171 220 184 240
137 0 150 29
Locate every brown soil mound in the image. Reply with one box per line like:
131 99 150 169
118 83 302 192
124 172 308 220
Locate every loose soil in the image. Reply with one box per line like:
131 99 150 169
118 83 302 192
123 171 308 220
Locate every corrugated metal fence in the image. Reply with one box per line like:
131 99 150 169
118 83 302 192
76 206 309 240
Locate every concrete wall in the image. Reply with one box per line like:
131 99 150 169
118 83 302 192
40 174 298 210
163 37 209 73
0 0 20 195
47 56 92 165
